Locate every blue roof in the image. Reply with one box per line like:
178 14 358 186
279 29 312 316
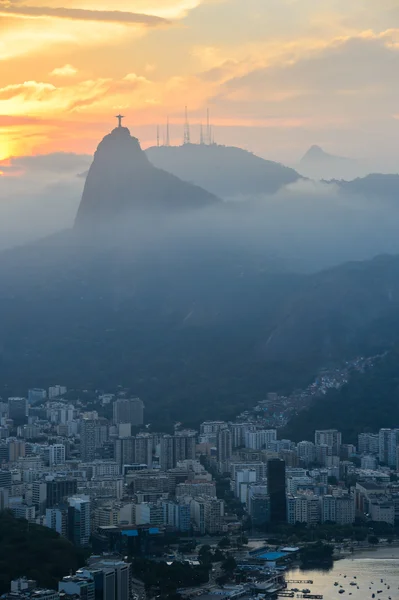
149 527 160 534
257 551 287 561
122 530 138 537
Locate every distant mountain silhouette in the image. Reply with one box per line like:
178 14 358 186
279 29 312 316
335 173 399 203
2 127 399 429
75 127 219 227
263 254 399 362
146 143 301 198
298 145 365 180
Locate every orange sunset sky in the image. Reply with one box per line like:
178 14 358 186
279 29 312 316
1 0 399 164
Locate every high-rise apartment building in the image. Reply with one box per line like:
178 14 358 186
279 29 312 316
80 419 97 462
358 432 379 455
134 434 153 467
28 389 47 405
267 458 287 523
46 478 78 508
216 428 232 472
86 557 131 600
244 429 277 451
115 437 135 471
297 441 316 465
112 398 144 427
160 435 174 471
49 444 66 466
315 429 342 455
8 397 28 424
173 431 196 463
45 506 68 536
49 386 67 399
8 439 26 462
68 495 91 546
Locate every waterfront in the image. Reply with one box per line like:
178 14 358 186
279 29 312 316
285 547 399 599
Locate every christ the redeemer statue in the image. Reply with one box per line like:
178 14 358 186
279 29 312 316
115 114 125 128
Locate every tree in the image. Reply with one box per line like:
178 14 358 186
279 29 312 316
216 575 229 586
222 556 237 574
218 537 231 549
368 535 379 545
198 545 213 565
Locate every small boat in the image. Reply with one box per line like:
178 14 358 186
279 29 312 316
339 590 345 595
334 583 339 587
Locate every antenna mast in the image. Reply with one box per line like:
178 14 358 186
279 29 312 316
206 108 210 145
183 106 191 145
166 117 170 147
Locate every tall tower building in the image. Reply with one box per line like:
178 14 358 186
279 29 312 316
8 397 28 424
267 458 287 523
135 434 153 467
114 437 135 471
80 419 97 462
160 435 174 471
315 429 342 455
113 398 144 427
68 495 91 546
174 431 196 463
217 428 232 473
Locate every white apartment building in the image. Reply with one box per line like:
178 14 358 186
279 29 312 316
49 444 66 466
244 429 277 451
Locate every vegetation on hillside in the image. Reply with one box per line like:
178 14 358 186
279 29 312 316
283 349 399 443
0 511 85 593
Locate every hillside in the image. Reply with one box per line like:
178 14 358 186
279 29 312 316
263 254 399 362
283 349 399 443
145 143 301 198
336 173 399 204
0 231 310 428
0 511 85 593
2 235 399 427
76 127 219 227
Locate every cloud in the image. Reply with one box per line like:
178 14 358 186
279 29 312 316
0 81 56 102
0 152 91 175
50 64 78 77
211 32 399 123
0 5 169 26
0 151 88 248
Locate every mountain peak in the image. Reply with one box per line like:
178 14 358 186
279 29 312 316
301 145 333 161
74 125 219 228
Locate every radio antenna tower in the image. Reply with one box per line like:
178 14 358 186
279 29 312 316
166 117 170 147
206 108 210 145
183 106 191 145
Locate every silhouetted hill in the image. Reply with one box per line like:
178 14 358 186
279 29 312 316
2 230 399 428
298 145 365 180
145 143 301 198
75 127 219 227
0 226 313 427
0 510 85 593
335 173 399 203
283 349 399 443
263 254 399 363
